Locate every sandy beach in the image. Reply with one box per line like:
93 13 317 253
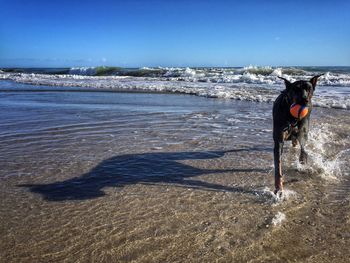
0 82 349 262
1 0 350 260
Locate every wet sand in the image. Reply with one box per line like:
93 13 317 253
0 87 349 262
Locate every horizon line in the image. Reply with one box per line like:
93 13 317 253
1 65 350 69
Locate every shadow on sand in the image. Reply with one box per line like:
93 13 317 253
19 148 271 201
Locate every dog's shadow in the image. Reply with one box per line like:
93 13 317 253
19 148 270 201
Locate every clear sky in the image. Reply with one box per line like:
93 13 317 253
1 0 349 67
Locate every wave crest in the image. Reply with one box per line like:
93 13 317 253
1 66 349 110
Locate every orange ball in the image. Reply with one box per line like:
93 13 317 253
290 103 309 119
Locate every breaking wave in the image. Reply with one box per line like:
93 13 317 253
1 66 349 109
2 66 350 84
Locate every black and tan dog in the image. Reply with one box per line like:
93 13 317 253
273 74 323 195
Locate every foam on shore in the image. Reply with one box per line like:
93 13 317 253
1 68 349 109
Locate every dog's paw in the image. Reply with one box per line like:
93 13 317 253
274 187 283 195
274 189 283 199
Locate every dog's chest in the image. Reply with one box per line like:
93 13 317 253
283 125 299 141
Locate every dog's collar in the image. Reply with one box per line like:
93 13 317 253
283 119 299 133
288 112 300 124
290 119 298 127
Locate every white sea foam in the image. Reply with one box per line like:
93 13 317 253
69 67 98 75
270 68 283 76
272 212 286 226
1 67 349 109
258 187 298 204
293 124 346 179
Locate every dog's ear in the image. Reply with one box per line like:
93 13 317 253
278 76 292 90
310 74 323 89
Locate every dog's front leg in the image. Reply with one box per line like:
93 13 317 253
298 120 309 164
298 133 308 164
274 140 284 194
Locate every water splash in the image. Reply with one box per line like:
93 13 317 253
258 187 298 204
294 124 344 180
272 212 286 226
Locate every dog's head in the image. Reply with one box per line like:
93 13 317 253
279 75 323 106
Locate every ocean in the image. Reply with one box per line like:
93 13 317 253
0 66 349 262
1 66 350 109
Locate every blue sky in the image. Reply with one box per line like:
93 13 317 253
0 0 349 67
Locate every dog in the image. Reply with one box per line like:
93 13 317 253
272 74 323 195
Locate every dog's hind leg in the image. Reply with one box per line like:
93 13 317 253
291 126 299 147
274 141 284 194
292 136 298 147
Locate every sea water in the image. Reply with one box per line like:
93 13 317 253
0 68 349 262
1 66 350 109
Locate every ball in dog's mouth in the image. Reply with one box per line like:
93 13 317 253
290 103 309 119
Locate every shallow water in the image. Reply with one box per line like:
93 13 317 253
0 83 349 262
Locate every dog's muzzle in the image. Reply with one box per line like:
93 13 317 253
302 90 309 104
